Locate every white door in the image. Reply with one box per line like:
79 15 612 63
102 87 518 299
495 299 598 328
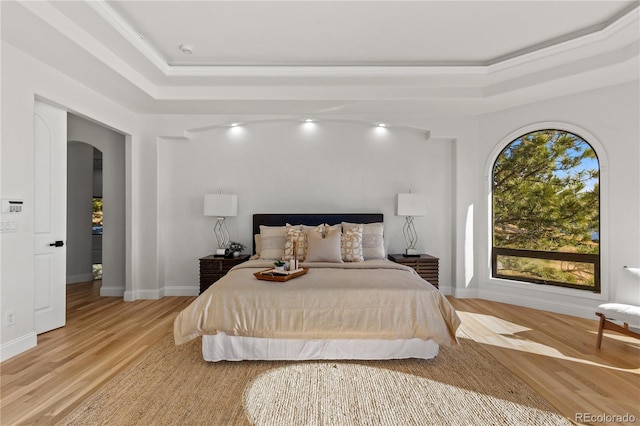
34 101 67 334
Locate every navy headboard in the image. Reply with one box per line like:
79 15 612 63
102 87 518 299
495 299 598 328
252 213 383 254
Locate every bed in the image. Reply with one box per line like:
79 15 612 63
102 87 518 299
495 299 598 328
174 213 460 361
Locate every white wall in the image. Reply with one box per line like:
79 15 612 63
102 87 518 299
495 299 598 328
148 118 456 296
66 142 94 283
474 81 640 317
0 42 136 361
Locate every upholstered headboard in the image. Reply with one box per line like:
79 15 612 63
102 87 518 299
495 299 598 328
252 213 383 254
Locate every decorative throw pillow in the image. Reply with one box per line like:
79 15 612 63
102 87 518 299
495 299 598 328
302 223 341 237
305 226 343 263
341 224 364 262
342 222 385 260
283 223 306 261
300 224 327 251
258 225 287 260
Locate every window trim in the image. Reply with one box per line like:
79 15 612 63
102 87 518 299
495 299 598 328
487 124 607 295
492 247 601 292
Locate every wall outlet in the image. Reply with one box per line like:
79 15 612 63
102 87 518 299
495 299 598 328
6 310 16 326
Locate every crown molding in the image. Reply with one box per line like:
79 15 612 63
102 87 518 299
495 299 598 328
9 0 639 113
86 0 639 81
87 0 171 76
18 0 158 97
487 5 640 78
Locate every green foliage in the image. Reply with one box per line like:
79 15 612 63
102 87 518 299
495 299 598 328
498 256 595 286
493 130 599 254
228 241 245 253
92 197 103 226
92 197 102 213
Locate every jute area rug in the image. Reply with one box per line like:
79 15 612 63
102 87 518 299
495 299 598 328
61 332 571 426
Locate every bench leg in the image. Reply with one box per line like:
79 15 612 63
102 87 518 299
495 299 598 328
596 312 606 349
595 312 640 349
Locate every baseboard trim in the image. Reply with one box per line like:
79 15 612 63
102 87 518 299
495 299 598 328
1 332 37 362
164 286 199 297
66 273 94 284
128 289 164 300
452 288 479 299
437 285 453 296
123 286 199 300
478 288 599 320
100 287 125 297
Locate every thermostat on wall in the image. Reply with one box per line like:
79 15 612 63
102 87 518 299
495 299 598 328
1 199 24 213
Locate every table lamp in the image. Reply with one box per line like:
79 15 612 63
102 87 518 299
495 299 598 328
396 193 426 256
204 193 238 255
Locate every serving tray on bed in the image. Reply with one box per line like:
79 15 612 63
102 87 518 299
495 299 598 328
254 268 309 282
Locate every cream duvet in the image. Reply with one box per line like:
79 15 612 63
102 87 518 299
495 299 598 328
174 259 460 347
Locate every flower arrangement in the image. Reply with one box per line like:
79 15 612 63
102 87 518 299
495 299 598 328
273 260 286 267
228 241 245 253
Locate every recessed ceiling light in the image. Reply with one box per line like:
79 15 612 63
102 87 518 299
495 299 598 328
304 119 314 123
229 122 240 127
377 123 387 127
179 44 194 55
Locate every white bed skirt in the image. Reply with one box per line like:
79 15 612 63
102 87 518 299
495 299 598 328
202 332 439 362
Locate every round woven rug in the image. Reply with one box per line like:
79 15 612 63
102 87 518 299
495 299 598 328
61 331 572 425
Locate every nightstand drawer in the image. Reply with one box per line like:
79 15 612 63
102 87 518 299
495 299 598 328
200 260 226 272
199 254 250 294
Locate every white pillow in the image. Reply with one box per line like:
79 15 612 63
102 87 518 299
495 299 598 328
259 225 287 260
254 234 261 256
342 222 385 260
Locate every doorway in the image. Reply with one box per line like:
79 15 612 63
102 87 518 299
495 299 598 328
92 196 103 280
67 114 126 298
66 142 104 286
92 148 103 281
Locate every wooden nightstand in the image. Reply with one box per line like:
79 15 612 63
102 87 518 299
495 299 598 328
388 253 439 289
199 254 250 294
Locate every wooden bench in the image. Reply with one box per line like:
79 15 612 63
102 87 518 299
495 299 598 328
595 303 640 348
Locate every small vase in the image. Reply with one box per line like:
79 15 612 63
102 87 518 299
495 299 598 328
275 265 285 271
233 251 240 258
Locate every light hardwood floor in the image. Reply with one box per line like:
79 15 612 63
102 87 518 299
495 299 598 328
1 283 638 425
1 282 195 424
451 298 639 425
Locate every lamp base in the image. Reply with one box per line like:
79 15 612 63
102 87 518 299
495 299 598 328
404 248 419 257
215 248 229 256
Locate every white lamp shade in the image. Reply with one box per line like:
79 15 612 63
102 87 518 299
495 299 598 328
204 194 238 217
397 193 427 217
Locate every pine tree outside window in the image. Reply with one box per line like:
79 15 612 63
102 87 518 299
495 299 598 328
492 129 600 292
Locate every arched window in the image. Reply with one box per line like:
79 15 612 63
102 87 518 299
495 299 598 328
492 129 600 292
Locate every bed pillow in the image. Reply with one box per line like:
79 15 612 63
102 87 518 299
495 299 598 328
283 223 306 261
302 223 341 236
342 222 385 260
341 223 364 262
250 234 262 260
304 225 343 263
258 225 287 260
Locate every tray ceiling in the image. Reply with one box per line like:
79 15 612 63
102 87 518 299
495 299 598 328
93 1 635 67
2 1 638 115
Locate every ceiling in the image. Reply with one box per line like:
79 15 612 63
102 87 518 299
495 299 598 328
1 1 639 115
104 0 635 67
